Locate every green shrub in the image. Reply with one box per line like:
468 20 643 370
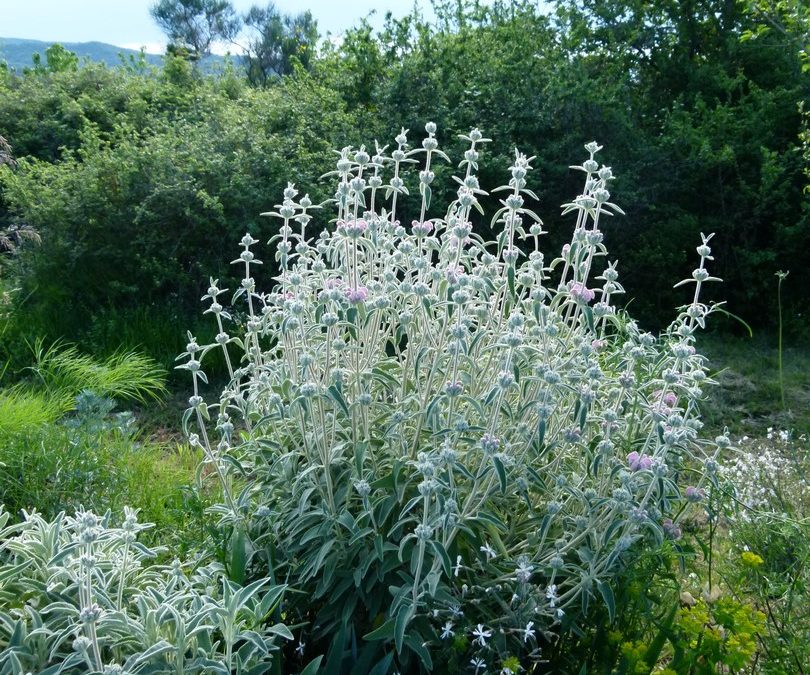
182 126 725 673
0 507 290 673
0 70 362 347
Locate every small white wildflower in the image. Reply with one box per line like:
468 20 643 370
522 621 536 643
295 639 305 656
480 542 497 560
441 621 455 639
454 554 463 577
546 584 559 608
472 624 493 647
515 559 534 584
470 656 487 672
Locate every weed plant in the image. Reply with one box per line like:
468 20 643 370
715 430 809 673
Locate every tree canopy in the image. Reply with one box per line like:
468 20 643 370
244 3 319 84
150 0 241 56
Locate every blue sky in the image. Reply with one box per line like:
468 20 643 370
2 0 437 52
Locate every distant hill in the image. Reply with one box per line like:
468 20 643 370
0 37 229 72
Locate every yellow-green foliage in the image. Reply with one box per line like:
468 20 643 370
30 340 166 403
0 386 70 435
618 640 652 674
0 343 198 546
673 597 765 672
0 341 165 436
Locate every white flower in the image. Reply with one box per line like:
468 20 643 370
295 639 305 656
545 583 561 609
441 621 455 639
472 623 493 647
480 542 497 560
470 656 487 672
454 554 463 577
515 560 534 583
522 621 536 643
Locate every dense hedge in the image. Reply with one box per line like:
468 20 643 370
0 1 807 362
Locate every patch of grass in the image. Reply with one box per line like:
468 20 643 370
0 386 70 435
0 423 209 552
1 300 222 385
82 304 201 377
699 331 810 435
0 340 210 552
30 339 167 402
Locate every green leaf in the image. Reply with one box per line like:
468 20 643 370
583 305 594 333
644 602 677 668
578 401 588 429
424 394 443 427
492 454 507 493
229 527 247 585
430 540 452 577
368 653 394 675
234 577 269 607
0 560 33 584
324 624 346 674
596 579 615 623
364 617 395 641
268 623 294 640
394 604 412 653
404 632 433 670
298 656 323 675
354 441 367 476
536 419 546 449
327 385 350 418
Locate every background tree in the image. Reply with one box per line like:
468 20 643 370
30 44 79 74
150 0 241 57
243 3 319 85
742 0 810 71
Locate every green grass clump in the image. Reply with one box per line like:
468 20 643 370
0 425 207 550
0 386 69 435
700 332 810 435
29 339 167 402
0 342 208 551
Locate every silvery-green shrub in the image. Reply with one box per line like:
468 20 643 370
0 507 290 674
182 125 723 673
